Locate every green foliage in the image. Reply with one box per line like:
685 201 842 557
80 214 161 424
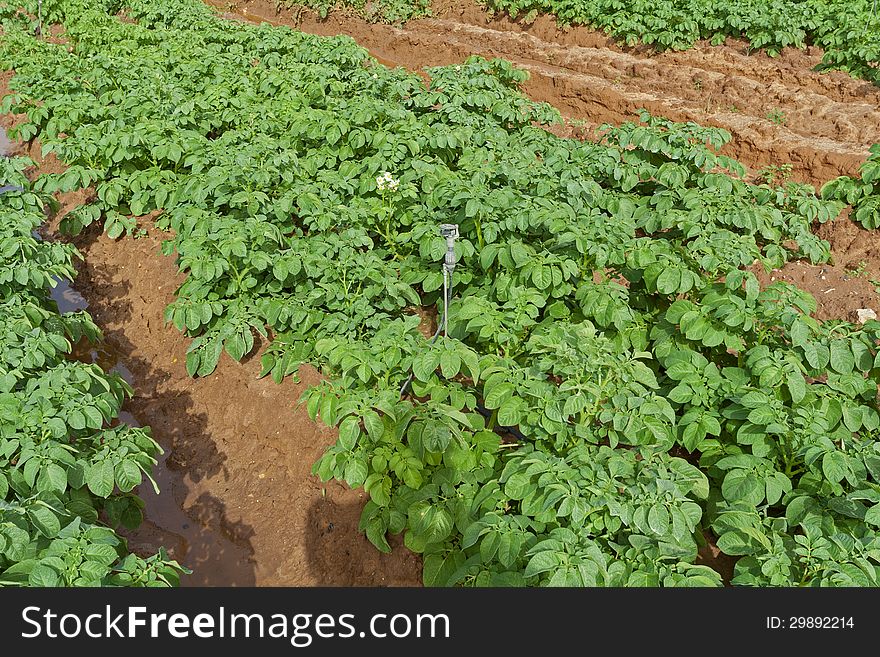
482 0 880 86
822 145 880 230
4 0 880 588
766 109 786 126
0 156 186 587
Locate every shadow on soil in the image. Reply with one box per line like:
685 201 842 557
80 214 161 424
61 224 259 586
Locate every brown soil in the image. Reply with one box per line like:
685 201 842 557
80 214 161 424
752 214 880 322
0 74 423 587
207 0 880 188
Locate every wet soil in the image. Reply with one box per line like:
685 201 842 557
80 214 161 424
60 224 420 586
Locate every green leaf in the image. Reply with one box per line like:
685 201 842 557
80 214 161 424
344 457 368 487
412 351 440 382
785 371 806 404
319 393 339 426
423 551 463 586
822 451 848 484
647 503 670 536
631 361 658 389
830 340 855 374
106 218 125 240
225 333 247 361
78 560 109 582
115 459 143 493
484 382 515 410
765 472 791 506
337 417 360 451
510 242 530 267
563 393 588 418
656 268 681 294
422 422 451 453
40 463 67 494
497 398 522 427
747 406 776 426
842 405 862 432
524 551 560 579
83 406 104 430
24 458 40 488
84 543 119 565
790 320 809 347
786 495 820 525
409 501 453 544
29 506 61 538
680 501 703 528
29 564 59 587
439 351 461 379
362 410 384 441
716 531 756 556
362 511 391 553
532 265 551 289
721 470 764 506
865 504 880 527
365 473 391 507
681 422 704 452
422 271 443 292
86 460 116 498
497 531 524 567
503 472 535 500
744 275 759 302
473 430 500 453
68 409 87 431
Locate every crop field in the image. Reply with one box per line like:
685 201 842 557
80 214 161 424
1 0 879 588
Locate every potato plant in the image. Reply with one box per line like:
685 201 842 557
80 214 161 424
3 0 880 587
822 145 880 230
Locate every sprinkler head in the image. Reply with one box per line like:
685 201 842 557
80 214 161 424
439 224 459 240
439 224 459 272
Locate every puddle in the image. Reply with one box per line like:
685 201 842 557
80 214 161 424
51 277 253 585
51 277 90 313
0 126 12 157
71 340 136 385
116 409 254 587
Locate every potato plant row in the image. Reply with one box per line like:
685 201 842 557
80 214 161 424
484 0 880 85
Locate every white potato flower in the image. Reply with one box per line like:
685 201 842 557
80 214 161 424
376 171 399 191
